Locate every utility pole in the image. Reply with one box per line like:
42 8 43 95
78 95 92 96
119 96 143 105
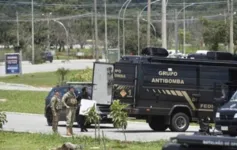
16 11 19 46
122 0 131 56
147 0 151 47
161 0 167 49
94 0 99 61
175 9 178 53
16 11 22 75
91 12 95 59
137 11 140 55
104 0 108 62
31 0 35 64
47 14 50 50
117 0 130 58
230 0 234 53
183 0 186 54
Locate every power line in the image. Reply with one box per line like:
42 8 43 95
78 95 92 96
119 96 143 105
0 13 92 22
0 1 228 8
0 13 228 22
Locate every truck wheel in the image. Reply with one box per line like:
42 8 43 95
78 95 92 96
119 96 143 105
148 116 168 131
170 113 189 132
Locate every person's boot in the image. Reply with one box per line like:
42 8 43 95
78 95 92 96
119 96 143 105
84 128 88 132
66 127 71 136
70 127 73 135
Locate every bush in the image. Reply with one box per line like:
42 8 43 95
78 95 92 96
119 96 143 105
23 45 45 64
76 55 103 59
0 112 7 129
109 100 129 141
69 68 92 82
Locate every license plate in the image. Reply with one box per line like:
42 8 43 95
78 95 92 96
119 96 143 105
107 115 112 118
221 126 228 131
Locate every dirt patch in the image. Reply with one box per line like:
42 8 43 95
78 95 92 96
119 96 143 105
0 99 7 102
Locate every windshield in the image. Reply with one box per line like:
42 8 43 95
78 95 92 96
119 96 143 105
230 91 237 102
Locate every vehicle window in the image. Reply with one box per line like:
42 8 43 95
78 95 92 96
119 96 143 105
230 91 237 101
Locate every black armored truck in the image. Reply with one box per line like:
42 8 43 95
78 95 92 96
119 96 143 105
92 47 237 132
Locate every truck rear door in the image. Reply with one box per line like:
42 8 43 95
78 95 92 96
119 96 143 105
112 62 137 106
92 62 114 105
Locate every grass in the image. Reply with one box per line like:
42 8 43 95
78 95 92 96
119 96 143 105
0 90 47 114
0 131 166 150
0 70 88 87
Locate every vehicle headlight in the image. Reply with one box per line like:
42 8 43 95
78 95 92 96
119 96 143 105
216 112 220 118
234 113 237 119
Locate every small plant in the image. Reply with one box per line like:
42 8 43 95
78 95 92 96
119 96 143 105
85 104 101 142
0 112 7 129
55 67 70 85
109 100 129 141
69 67 92 82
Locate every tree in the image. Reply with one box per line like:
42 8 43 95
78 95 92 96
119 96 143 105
178 29 191 50
201 18 228 51
109 100 128 141
71 19 91 49
85 104 101 141
0 112 7 129
55 67 70 85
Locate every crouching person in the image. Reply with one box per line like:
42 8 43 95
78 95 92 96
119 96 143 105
50 90 62 133
62 87 78 136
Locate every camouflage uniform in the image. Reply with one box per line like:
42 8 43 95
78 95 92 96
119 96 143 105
62 91 78 135
50 95 62 133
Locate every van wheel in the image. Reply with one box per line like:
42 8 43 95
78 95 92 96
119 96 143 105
170 113 189 132
148 116 168 131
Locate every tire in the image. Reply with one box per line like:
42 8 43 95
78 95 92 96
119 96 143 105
170 112 190 132
148 116 168 131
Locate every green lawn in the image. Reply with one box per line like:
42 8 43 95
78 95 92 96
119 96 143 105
0 131 166 150
0 90 47 114
0 70 88 87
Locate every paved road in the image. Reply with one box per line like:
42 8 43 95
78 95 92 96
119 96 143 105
2 112 200 142
0 59 106 77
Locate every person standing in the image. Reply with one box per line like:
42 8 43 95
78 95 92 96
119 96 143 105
62 86 78 136
50 90 62 133
78 87 90 132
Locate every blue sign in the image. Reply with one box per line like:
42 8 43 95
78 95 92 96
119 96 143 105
5 53 22 75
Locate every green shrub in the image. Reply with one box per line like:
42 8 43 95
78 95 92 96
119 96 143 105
109 100 129 141
69 68 92 82
0 112 7 129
